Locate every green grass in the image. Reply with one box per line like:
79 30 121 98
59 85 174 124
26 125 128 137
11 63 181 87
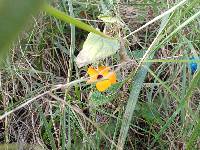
0 0 200 149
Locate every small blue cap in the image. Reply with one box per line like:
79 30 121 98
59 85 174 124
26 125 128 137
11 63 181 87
189 56 198 74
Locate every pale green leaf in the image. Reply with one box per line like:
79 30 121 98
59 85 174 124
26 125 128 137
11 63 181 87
98 15 124 26
75 32 120 67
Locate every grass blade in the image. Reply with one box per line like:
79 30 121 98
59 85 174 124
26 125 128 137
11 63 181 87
61 107 66 150
38 106 57 150
186 118 200 149
124 0 188 38
157 10 200 48
117 14 171 149
150 68 200 147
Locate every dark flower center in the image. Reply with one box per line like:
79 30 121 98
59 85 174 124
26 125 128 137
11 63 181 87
97 74 103 79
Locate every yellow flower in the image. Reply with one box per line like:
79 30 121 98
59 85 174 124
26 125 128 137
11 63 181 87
87 66 117 92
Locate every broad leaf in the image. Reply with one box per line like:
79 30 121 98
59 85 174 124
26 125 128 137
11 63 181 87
75 32 120 67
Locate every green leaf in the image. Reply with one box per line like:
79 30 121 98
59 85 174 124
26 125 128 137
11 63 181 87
129 49 146 59
98 15 123 25
186 118 200 149
0 0 44 61
139 102 164 125
75 32 120 67
90 82 122 106
38 106 57 150
90 91 109 106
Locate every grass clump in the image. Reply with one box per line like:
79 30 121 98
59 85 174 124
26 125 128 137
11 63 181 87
0 0 200 149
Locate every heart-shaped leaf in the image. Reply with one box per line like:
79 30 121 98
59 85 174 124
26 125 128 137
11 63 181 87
75 32 120 68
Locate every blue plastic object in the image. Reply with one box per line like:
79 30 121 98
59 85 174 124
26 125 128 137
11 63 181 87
189 56 198 74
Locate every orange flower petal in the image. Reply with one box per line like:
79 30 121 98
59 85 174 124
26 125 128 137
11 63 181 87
98 66 110 74
101 71 116 84
101 71 109 78
87 66 98 77
96 80 111 92
87 66 117 91
108 72 117 84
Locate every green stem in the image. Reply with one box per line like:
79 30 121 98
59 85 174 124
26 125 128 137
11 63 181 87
43 3 110 38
